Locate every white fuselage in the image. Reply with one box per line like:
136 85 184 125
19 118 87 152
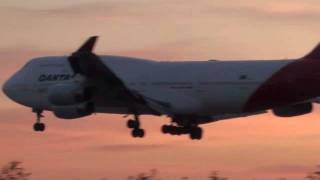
5 36 320 139
3 55 292 117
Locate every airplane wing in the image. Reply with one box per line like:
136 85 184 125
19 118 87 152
67 36 166 115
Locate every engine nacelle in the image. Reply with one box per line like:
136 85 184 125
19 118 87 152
273 103 313 117
52 102 94 119
48 83 92 106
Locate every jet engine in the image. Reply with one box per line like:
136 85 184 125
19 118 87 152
48 83 93 106
272 103 313 117
52 102 94 119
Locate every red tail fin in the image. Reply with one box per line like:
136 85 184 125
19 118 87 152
303 43 320 59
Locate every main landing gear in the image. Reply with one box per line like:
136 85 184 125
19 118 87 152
32 109 46 132
161 124 203 140
127 114 145 138
126 115 203 140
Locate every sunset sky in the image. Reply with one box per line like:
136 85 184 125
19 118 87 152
1 0 320 179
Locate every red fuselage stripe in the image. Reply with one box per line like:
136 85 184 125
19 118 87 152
244 58 320 112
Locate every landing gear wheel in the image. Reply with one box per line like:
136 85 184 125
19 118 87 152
162 125 188 136
189 127 202 140
127 114 145 138
174 128 183 136
33 123 46 132
127 119 139 129
170 127 180 135
33 123 39 131
161 125 170 134
132 128 145 138
137 129 145 138
39 123 46 131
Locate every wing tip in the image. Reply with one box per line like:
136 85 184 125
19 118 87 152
77 36 99 53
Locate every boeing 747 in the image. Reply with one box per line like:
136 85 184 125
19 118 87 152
3 36 320 140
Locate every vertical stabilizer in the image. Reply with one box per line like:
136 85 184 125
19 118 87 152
303 43 320 59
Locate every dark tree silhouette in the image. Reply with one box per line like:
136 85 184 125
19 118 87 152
306 165 320 180
0 161 31 180
127 169 160 180
208 171 228 180
306 171 320 180
306 173 320 180
127 169 231 180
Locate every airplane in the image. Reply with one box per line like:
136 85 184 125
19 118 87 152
3 36 320 140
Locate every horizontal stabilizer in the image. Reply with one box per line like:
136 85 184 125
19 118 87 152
303 43 320 59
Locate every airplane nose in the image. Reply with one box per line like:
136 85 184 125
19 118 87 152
3 77 14 99
2 73 37 108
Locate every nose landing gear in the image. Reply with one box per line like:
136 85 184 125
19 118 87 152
127 114 145 138
32 109 46 132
